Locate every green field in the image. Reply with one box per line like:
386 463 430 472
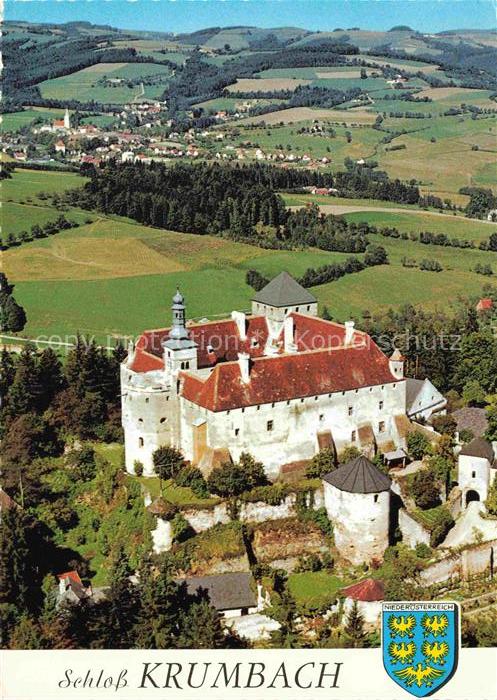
4 168 497 343
1 108 66 132
39 62 172 103
288 571 347 609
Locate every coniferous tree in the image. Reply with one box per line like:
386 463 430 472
344 599 366 647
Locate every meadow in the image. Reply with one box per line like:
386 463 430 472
39 62 172 103
3 168 497 345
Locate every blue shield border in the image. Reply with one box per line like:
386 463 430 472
382 601 459 698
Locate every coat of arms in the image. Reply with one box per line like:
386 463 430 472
382 602 459 697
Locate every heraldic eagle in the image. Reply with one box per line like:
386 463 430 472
388 614 416 638
394 663 445 688
388 641 416 664
422 640 450 665
421 613 449 638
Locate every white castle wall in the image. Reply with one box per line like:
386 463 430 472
150 488 326 552
121 365 177 475
180 380 406 479
399 508 431 548
458 453 493 506
323 482 390 565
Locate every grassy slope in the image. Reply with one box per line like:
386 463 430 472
4 168 497 343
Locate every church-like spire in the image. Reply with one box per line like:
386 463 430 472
169 288 190 341
64 108 71 129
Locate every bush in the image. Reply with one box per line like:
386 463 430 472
415 542 432 559
459 428 474 444
338 446 361 464
407 431 431 460
207 452 267 498
306 447 336 478
431 414 457 436
410 469 441 509
429 508 455 547
152 446 186 482
175 465 209 498
67 445 97 481
133 460 144 477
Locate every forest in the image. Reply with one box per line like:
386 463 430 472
65 161 421 250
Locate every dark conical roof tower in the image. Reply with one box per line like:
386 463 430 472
323 455 391 494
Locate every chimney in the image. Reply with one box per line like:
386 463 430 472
231 310 247 341
284 316 296 353
238 352 250 383
344 321 355 346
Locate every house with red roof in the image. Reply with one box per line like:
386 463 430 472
121 272 416 479
476 298 494 313
341 578 385 625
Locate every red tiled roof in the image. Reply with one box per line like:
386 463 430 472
133 313 353 372
57 570 82 585
181 339 398 412
341 578 384 602
129 313 398 411
476 298 493 311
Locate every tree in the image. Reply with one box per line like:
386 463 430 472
409 469 441 509
485 472 497 516
364 244 388 266
407 431 431 460
462 380 486 407
306 447 337 478
338 446 360 464
0 508 33 620
485 395 497 441
431 414 457 436
103 546 141 648
0 295 27 332
344 599 366 647
8 615 44 649
153 446 186 486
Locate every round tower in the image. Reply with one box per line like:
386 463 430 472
323 455 391 565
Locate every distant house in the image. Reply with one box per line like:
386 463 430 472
177 572 260 618
487 209 497 222
476 298 494 313
406 377 447 421
341 578 385 626
13 152 27 161
54 140 66 154
56 571 92 606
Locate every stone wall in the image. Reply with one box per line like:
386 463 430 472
420 538 497 584
399 508 431 548
150 487 326 552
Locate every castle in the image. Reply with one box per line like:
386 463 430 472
121 272 414 480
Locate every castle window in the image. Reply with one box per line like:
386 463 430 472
267 420 274 432
242 408 245 413
180 362 184 369
235 428 240 437
472 471 476 478
286 400 290 406
348 406 353 416
138 437 144 448
351 430 356 442
296 307 300 312
138 418 143 423
271 402 275 408
145 398 149 403
160 417 167 424
227 410 230 415
301 398 304 403
314 396 318 401
307 305 310 311
319 414 324 422
378 421 385 433
374 494 379 503
393 384 396 388
257 405 261 411
379 401 384 410
185 361 190 370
